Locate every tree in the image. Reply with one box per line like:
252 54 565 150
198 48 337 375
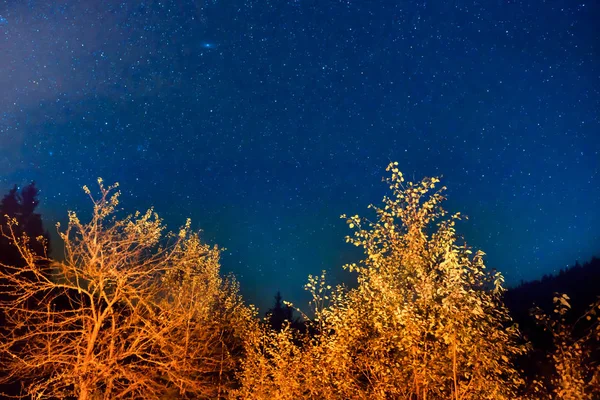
0 179 253 399
532 293 600 399
0 186 20 215
266 292 294 331
0 182 50 271
0 183 52 397
235 162 527 399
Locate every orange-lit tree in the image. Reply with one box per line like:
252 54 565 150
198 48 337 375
532 293 600 399
0 179 252 399
235 162 527 399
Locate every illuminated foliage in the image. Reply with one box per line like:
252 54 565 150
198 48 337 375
0 179 253 399
235 162 528 399
3 168 597 399
532 294 600 399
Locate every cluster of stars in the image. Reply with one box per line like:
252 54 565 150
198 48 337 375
0 0 598 311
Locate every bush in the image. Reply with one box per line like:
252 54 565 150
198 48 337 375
234 163 527 400
0 179 254 399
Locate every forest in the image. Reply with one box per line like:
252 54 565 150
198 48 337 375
0 163 598 399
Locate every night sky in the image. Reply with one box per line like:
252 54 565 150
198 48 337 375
1 0 598 312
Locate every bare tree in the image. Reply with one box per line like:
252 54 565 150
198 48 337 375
0 179 252 399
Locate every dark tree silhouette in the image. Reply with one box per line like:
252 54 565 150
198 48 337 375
505 256 600 330
504 256 600 394
0 182 50 270
266 291 295 331
0 183 51 398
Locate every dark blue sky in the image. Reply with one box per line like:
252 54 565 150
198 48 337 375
1 0 598 312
